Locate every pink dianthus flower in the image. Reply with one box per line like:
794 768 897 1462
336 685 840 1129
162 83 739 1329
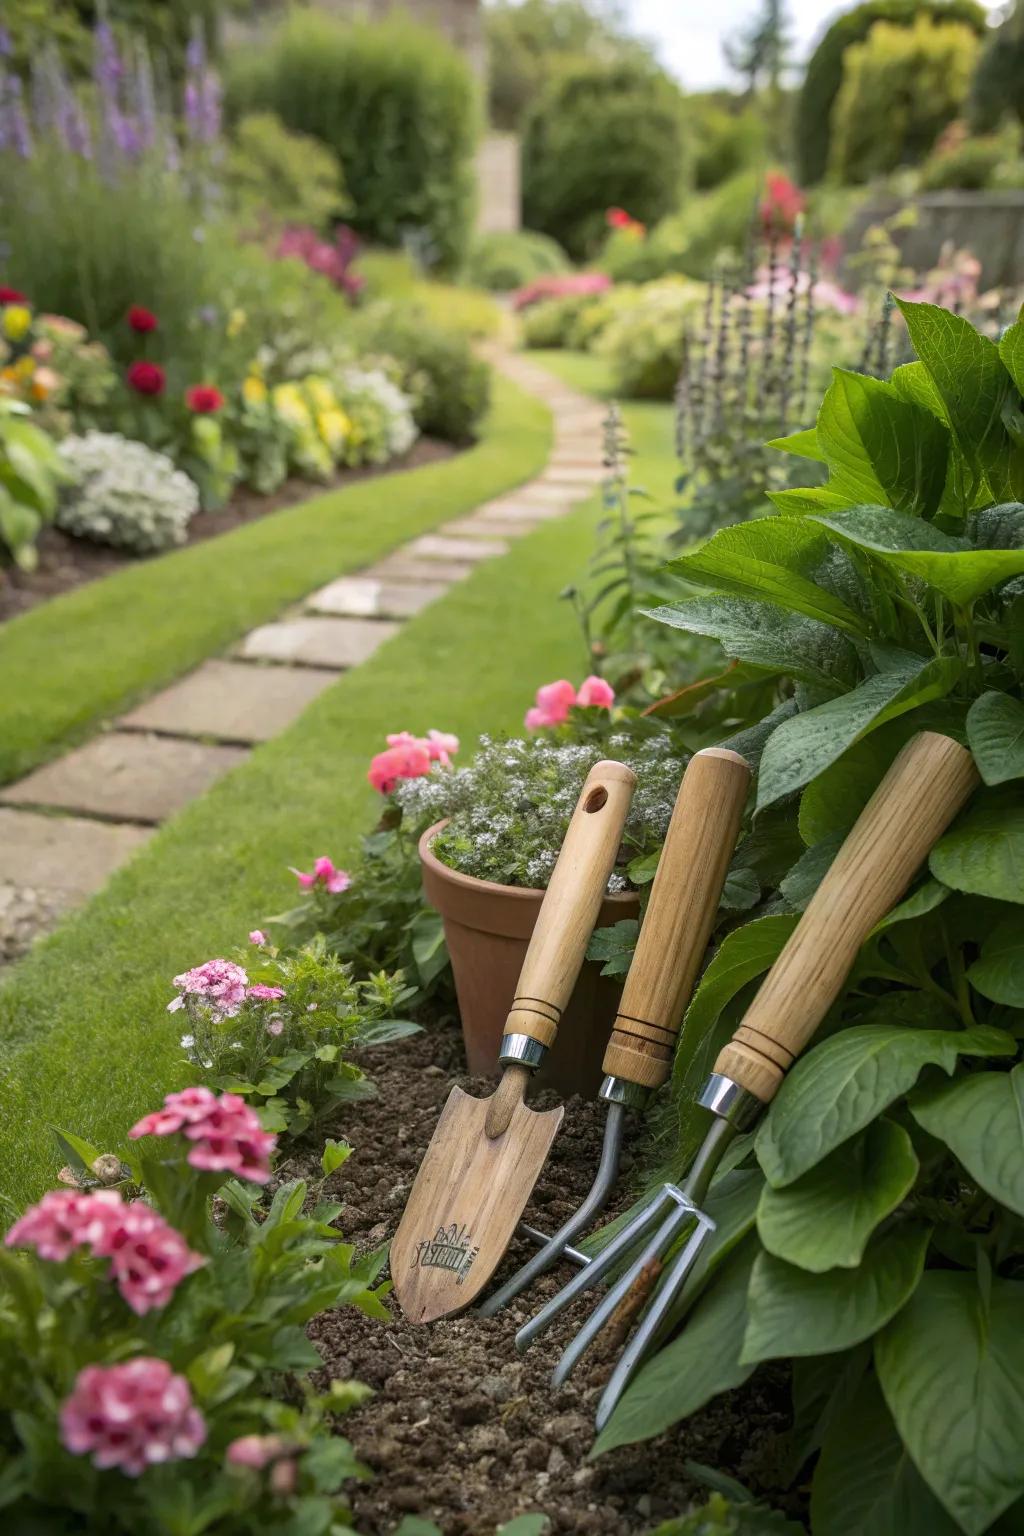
168 958 248 1016
60 1358 206 1476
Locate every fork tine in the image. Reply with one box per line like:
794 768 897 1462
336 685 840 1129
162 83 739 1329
514 1185 673 1351
593 1208 716 1432
551 1196 697 1388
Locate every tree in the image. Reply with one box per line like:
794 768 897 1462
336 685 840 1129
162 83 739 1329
483 0 657 131
724 0 790 97
969 0 1024 130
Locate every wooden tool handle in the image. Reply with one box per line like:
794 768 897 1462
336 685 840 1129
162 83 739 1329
714 731 979 1104
504 760 637 1050
602 748 751 1091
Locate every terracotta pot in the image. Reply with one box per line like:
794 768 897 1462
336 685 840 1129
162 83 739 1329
419 819 640 1099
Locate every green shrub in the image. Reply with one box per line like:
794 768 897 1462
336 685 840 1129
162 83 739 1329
225 112 348 229
597 280 705 400
603 173 759 284
520 292 597 348
226 11 479 272
795 0 987 184
466 229 570 291
969 1 1024 131
685 97 766 190
0 399 65 569
829 15 980 184
349 303 491 442
522 58 686 260
919 120 1024 189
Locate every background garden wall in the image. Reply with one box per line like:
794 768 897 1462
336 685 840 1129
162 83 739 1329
844 191 1024 288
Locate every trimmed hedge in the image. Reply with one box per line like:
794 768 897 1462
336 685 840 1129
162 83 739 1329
794 0 987 185
226 11 479 272
522 58 685 261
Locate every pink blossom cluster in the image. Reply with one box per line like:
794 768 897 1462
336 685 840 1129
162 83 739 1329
247 983 286 1002
60 1358 206 1476
525 675 615 730
168 958 249 1017
368 727 459 795
129 1086 276 1184
512 271 611 312
5 1189 203 1315
227 1432 298 1492
289 854 351 894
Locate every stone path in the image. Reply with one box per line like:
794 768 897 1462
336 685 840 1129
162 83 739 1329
0 352 604 968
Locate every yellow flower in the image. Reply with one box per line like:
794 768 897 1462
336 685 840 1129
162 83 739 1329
12 354 35 381
242 375 267 406
2 305 32 342
227 307 247 338
317 407 350 454
272 383 312 431
304 377 336 412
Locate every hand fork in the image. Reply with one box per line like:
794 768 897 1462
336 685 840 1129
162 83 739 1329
507 730 980 1431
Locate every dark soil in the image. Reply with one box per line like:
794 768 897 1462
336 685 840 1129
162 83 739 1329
299 1015 799 1536
0 437 453 624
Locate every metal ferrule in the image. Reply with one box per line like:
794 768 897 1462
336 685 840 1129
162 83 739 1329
697 1072 761 1130
598 1074 649 1110
498 1033 546 1070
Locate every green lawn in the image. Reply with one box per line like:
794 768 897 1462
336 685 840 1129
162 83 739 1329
0 376 550 787
0 492 602 1209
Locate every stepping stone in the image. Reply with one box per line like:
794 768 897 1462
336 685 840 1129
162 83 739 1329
120 660 337 745
238 616 399 669
308 575 446 620
0 807 152 899
403 533 508 563
519 481 592 505
442 513 536 539
474 497 568 524
0 733 246 825
542 464 605 486
369 553 474 584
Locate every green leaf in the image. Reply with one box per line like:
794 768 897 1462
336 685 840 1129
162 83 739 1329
967 691 1024 786
779 832 844 912
871 878 951 936
756 1024 1015 1187
767 486 855 516
741 1222 930 1364
757 1119 919 1272
667 519 868 635
816 369 948 516
672 915 800 1101
999 320 1024 398
394 1520 444 1536
930 788 1024 904
410 909 449 988
496 1519 550 1536
0 495 41 566
756 652 960 810
590 1238 758 1456
766 426 825 461
647 595 857 692
890 360 949 422
877 1270 1024 1534
321 1138 352 1178
967 911 1024 1005
587 918 638 977
811 1372 963 1536
358 1018 421 1046
910 1064 1024 1217
51 1126 104 1176
812 505 1024 605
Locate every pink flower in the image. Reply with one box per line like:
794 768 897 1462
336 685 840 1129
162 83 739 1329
247 984 285 1001
60 1358 206 1476
576 675 615 710
525 678 577 731
227 1433 288 1469
6 1189 92 1261
512 271 611 312
7 1191 202 1314
248 929 267 946
91 1200 204 1315
368 739 432 794
169 959 249 1017
289 855 351 894
425 728 459 765
266 1019 284 1036
129 1087 277 1184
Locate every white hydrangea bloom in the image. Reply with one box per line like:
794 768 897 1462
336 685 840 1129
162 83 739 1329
57 433 199 555
339 368 419 456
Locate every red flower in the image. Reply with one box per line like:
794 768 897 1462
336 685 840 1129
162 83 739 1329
128 305 158 333
126 360 166 397
760 173 805 235
185 384 225 414
0 286 26 305
606 207 632 229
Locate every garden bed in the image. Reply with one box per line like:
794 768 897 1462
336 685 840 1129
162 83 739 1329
301 1019 798 1535
0 438 453 625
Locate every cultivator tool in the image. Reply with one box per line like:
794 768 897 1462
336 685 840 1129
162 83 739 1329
391 758 637 1323
479 746 752 1319
496 731 979 1432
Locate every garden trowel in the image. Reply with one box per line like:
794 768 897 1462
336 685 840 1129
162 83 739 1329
391 758 638 1323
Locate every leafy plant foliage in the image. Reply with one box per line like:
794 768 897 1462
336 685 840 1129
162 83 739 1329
597 301 1024 1535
